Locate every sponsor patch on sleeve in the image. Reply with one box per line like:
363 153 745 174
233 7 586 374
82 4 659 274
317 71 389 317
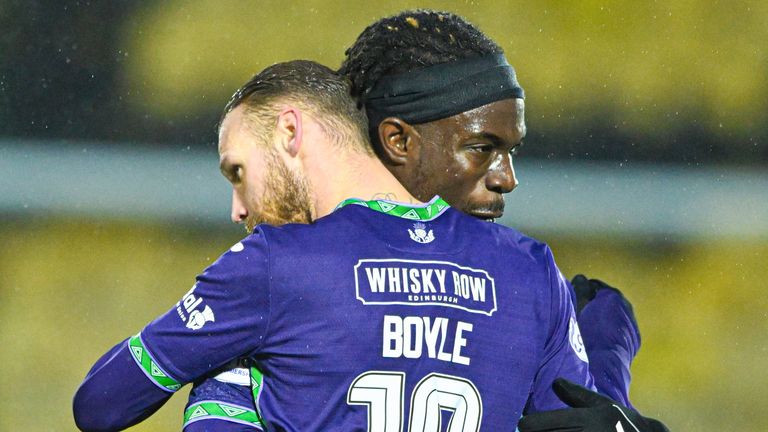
213 364 251 386
568 317 589 363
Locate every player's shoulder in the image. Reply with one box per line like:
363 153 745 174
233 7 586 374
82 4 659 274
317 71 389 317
257 209 351 235
449 209 552 264
200 229 271 279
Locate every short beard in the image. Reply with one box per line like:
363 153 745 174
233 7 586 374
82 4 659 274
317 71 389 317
245 150 313 233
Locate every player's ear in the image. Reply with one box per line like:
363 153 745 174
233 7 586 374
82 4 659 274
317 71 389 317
377 117 420 166
275 107 303 157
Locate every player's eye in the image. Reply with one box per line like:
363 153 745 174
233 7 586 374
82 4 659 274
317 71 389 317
467 143 494 153
224 164 243 183
232 165 243 182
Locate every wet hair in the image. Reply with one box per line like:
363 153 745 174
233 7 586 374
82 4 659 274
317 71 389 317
339 10 503 105
223 60 371 153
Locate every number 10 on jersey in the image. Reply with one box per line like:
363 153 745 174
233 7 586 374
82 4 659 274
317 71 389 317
347 371 482 432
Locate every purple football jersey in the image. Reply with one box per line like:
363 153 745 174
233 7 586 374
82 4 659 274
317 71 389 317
116 197 592 430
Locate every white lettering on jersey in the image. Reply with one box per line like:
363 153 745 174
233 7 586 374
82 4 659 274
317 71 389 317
451 271 487 302
355 259 497 316
382 315 472 366
365 267 448 294
175 284 215 330
213 367 250 386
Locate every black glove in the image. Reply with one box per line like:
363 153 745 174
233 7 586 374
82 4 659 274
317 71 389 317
572 274 599 315
571 275 636 322
518 378 670 432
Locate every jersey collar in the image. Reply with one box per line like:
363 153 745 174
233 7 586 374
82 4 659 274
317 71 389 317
336 196 451 222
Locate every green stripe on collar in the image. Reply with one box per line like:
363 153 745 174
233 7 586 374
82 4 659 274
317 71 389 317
336 196 450 221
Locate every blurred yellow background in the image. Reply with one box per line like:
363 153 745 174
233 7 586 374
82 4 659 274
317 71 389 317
1 0 766 431
121 0 767 156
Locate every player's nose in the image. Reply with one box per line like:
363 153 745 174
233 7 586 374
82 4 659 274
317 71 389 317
231 189 248 224
486 155 518 194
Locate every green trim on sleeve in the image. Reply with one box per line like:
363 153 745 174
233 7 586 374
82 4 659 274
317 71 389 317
250 366 266 425
183 401 263 429
128 334 182 392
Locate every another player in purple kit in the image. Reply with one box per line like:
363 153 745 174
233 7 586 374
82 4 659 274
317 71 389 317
74 60 596 431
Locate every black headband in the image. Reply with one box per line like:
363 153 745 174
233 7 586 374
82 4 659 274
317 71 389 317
363 54 525 128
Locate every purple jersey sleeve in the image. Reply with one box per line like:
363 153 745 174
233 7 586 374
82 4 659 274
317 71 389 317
73 339 172 431
526 247 595 414
578 287 640 408
73 231 271 431
138 231 271 385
